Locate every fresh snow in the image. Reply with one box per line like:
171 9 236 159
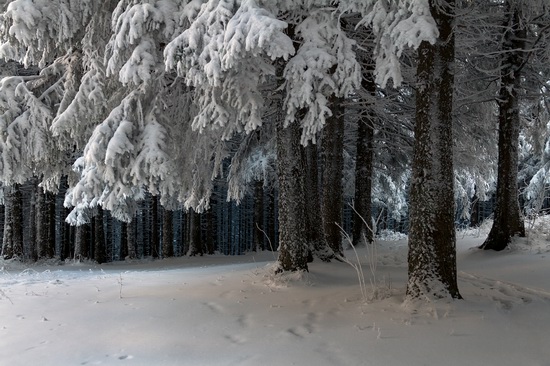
2 220 550 365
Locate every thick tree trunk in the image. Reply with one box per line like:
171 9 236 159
162 209 174 258
321 96 345 257
407 0 461 300
304 143 333 261
75 223 90 260
276 116 309 271
481 3 526 251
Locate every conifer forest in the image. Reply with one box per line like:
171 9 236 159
0 0 549 304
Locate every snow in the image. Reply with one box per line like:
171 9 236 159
2 221 550 365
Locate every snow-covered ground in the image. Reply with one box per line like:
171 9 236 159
2 220 550 366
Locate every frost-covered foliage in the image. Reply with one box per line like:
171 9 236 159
283 10 360 144
165 0 294 139
0 0 94 67
0 61 69 190
339 0 438 87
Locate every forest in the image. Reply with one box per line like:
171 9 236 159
0 0 548 304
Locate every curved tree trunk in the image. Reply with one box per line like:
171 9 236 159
481 2 526 251
407 0 461 300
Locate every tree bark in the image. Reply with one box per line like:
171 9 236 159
1 184 23 259
162 208 174 258
304 143 333 261
321 96 345 257
407 0 461 300
187 208 203 256
353 53 376 246
126 220 137 259
75 223 90 260
481 2 526 251
94 208 106 263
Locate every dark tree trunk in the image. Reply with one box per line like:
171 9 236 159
126 220 137 259
204 209 215 255
276 116 309 271
265 189 276 251
481 2 526 251
253 180 264 251
273 24 309 272
407 0 461 300
28 182 38 261
304 143 333 261
162 209 174 258
94 208 106 264
321 96 345 257
36 187 55 259
2 184 23 259
151 196 159 258
353 50 376 246
75 223 90 260
187 208 203 256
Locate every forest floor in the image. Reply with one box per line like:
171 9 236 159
1 219 550 366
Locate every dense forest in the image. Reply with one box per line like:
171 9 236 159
0 0 548 302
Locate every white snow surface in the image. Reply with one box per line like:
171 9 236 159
2 220 550 365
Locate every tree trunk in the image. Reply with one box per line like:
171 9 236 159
151 195 160 258
276 118 309 271
304 143 333 261
36 187 55 259
353 49 376 246
126 220 137 259
94 208 106 264
481 2 526 251
187 208 203 256
2 184 23 259
75 223 90 260
407 0 461 300
162 209 174 258
321 96 345 257
253 180 264 251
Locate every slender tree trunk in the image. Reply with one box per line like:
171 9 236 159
94 208 106 263
162 209 174 258
253 180 264 251
481 2 526 251
126 220 137 259
36 186 55 259
304 143 333 261
321 95 345 257
353 49 376 246
2 184 23 259
187 208 203 256
151 195 159 258
205 209 215 255
407 0 461 300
